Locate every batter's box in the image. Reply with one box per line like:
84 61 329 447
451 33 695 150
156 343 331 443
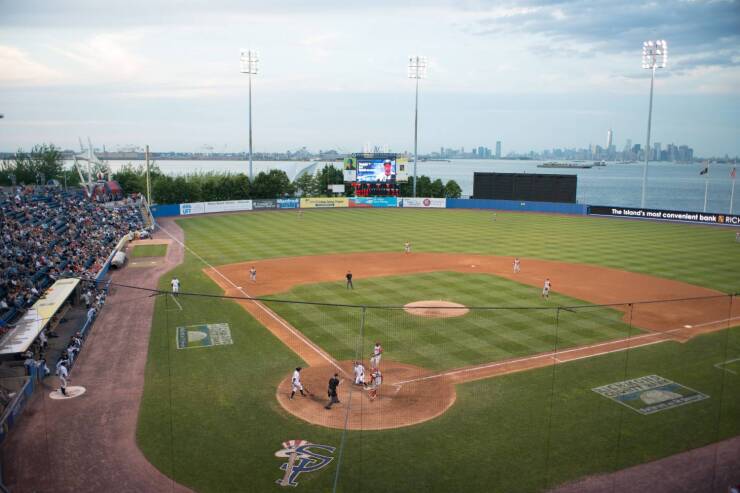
592 375 709 415
177 323 233 349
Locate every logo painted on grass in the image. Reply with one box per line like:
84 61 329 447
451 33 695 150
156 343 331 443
176 323 233 349
592 375 708 415
274 439 335 487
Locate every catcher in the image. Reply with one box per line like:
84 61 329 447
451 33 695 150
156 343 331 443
365 368 382 401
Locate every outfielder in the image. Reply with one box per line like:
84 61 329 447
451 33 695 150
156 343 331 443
370 342 383 369
542 278 552 299
171 277 180 296
353 361 366 385
366 368 382 401
404 241 411 254
513 257 521 273
290 367 306 399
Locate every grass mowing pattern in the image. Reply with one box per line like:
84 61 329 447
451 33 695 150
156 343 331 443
267 272 637 371
137 209 740 492
131 244 168 257
178 209 740 293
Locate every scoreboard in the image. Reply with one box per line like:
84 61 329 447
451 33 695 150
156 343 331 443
473 172 577 203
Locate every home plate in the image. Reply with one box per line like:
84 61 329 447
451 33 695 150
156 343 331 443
49 386 86 400
684 325 693 329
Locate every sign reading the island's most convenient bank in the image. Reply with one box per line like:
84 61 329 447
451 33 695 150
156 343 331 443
588 205 740 225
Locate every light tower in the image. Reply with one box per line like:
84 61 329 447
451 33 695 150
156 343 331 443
240 49 259 180
408 56 427 197
640 40 667 207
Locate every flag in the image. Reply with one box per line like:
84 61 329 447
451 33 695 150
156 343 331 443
732 167 737 179
699 162 708 175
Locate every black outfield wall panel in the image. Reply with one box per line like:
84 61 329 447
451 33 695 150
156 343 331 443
473 172 577 203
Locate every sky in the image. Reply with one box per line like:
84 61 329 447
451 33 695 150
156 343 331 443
0 0 739 157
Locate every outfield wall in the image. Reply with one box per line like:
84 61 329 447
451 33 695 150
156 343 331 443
149 197 739 227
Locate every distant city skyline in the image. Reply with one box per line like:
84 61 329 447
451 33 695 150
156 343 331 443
1 1 739 156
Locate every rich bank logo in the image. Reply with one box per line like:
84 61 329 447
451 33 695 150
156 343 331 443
275 439 335 487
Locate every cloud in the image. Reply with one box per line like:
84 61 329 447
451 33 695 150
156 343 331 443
0 45 62 85
471 0 740 63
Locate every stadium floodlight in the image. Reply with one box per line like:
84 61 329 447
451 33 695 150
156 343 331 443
240 49 259 180
640 40 668 208
408 55 427 197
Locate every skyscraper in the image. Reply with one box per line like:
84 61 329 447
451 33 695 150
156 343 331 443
495 141 502 159
606 129 613 149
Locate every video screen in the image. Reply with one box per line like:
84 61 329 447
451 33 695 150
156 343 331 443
356 158 396 182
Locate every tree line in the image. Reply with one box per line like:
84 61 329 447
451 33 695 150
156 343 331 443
1 145 463 202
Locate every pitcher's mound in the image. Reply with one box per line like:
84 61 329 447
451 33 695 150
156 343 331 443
276 360 456 430
404 300 469 318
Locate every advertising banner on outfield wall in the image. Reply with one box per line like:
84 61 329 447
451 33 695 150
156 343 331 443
300 197 349 208
588 205 740 226
180 202 206 215
349 197 398 208
252 199 277 210
277 198 300 209
400 197 447 208
203 200 253 214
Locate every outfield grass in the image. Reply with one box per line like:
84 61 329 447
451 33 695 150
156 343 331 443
131 244 168 257
267 272 637 370
178 209 740 292
137 209 740 492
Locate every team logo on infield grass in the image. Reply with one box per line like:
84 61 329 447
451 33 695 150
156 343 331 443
592 375 709 415
176 323 233 349
275 439 335 487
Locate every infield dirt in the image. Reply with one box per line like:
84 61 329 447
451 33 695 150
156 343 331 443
204 252 738 430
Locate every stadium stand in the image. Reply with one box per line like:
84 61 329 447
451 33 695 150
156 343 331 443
0 187 146 334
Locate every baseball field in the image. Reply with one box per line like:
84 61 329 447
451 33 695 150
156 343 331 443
136 208 740 492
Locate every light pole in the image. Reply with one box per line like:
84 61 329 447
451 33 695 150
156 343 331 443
408 56 426 197
640 40 667 208
240 49 259 181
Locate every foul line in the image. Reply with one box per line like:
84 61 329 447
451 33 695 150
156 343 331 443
395 315 740 386
158 224 347 376
169 294 183 311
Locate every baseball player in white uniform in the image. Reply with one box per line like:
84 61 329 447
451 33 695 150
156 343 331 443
542 278 552 299
353 361 366 385
404 241 411 254
370 342 383 370
290 367 306 399
513 258 521 273
171 277 180 296
57 363 70 396
249 266 257 282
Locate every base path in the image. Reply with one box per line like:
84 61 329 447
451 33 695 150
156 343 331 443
2 218 192 493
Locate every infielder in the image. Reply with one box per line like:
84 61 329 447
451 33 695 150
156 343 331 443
370 342 383 369
290 367 306 399
346 270 354 290
513 258 521 273
366 368 382 401
249 266 257 282
353 361 366 385
404 241 411 254
171 277 180 296
542 278 552 299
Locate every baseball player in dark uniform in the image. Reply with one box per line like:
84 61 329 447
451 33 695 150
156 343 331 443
325 373 341 409
346 270 353 290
